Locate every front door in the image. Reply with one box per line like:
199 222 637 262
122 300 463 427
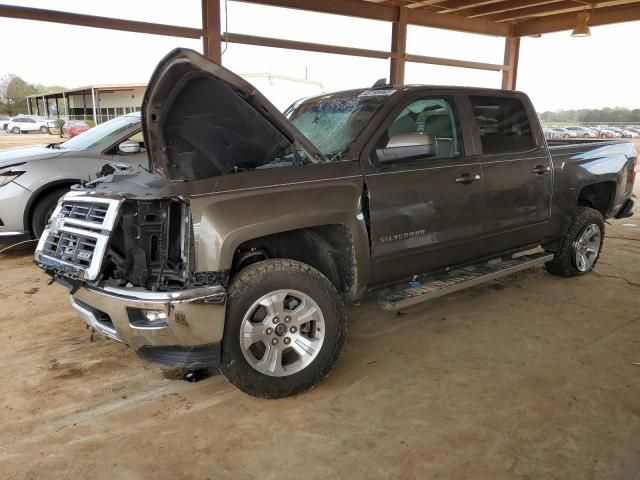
363 94 484 285
467 95 552 254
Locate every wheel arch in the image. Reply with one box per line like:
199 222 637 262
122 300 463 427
576 181 616 217
190 184 371 299
23 180 80 234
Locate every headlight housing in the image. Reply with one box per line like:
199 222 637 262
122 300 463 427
0 171 25 187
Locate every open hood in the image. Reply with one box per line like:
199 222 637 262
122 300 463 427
142 48 323 181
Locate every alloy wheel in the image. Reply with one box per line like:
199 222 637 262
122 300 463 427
239 289 325 377
573 223 601 272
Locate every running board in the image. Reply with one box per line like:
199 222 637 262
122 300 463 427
378 251 553 311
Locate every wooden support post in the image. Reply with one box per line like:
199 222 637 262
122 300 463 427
202 0 222 62
390 7 408 86
501 36 520 90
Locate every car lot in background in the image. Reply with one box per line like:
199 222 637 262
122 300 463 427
62 119 91 137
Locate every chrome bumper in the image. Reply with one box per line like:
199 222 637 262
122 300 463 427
69 284 226 351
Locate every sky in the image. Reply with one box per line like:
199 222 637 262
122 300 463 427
0 0 638 112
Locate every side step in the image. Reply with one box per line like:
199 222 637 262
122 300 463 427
378 251 553 311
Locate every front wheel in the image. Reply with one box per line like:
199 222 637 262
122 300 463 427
11 127 19 134
40 126 49 134
545 206 604 277
220 259 346 398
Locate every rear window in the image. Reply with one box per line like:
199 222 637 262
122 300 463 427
470 96 535 155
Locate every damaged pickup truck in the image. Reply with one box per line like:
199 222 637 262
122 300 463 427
35 48 637 398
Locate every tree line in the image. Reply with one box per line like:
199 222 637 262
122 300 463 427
0 74 66 116
539 107 640 124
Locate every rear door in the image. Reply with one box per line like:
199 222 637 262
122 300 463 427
467 94 552 253
362 92 485 285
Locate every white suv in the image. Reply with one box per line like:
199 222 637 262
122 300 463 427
6 116 54 134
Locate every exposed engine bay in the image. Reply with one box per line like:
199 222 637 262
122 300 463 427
103 198 193 290
34 167 227 292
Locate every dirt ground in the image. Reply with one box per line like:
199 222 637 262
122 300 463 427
0 137 640 479
0 131 64 150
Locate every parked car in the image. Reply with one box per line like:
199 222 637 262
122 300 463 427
6 116 55 134
549 126 574 138
565 126 597 138
0 115 12 131
62 119 91 138
0 113 145 241
608 127 630 138
542 126 562 140
35 49 637 398
595 128 617 139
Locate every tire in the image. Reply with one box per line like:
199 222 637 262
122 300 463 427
220 259 347 398
545 206 604 277
11 127 19 134
31 187 69 237
40 126 49 134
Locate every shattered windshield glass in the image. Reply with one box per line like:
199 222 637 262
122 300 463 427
286 91 390 159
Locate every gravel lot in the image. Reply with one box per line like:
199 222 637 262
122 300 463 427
1 134 639 479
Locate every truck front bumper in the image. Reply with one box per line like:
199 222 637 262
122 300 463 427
69 284 226 369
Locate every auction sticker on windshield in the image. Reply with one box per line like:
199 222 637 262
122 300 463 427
359 89 397 97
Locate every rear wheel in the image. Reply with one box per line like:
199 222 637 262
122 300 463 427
545 206 604 277
31 188 69 237
220 259 346 398
39 126 49 134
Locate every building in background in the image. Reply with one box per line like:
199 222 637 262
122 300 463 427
25 74 323 124
26 84 146 123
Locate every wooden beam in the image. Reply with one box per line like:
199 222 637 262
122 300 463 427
460 0 566 18
233 0 397 21
407 6 510 35
485 1 617 23
235 0 510 35
405 53 508 71
223 32 392 59
0 4 203 38
434 0 506 13
515 3 640 36
390 7 408 85
202 0 222 62
501 36 520 89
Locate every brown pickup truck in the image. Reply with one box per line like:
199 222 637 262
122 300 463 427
35 48 637 398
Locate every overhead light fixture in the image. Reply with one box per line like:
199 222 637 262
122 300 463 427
571 11 591 37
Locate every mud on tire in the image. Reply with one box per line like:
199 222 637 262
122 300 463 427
220 259 347 398
545 206 604 277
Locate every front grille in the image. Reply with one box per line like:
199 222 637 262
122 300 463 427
34 193 123 281
59 201 108 225
42 230 97 268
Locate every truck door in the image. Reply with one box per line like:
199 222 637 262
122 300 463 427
467 95 552 253
362 94 485 286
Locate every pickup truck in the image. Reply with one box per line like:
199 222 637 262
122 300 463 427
34 49 637 398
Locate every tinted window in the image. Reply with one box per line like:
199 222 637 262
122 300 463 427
470 96 534 155
385 97 463 159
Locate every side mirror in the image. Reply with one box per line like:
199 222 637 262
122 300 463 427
376 133 437 164
118 140 140 154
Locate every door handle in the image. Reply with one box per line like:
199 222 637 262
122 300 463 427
455 173 481 185
531 165 551 175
